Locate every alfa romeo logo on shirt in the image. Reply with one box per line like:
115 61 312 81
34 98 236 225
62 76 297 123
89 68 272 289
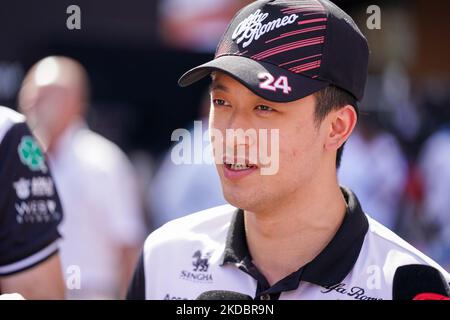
17 136 47 173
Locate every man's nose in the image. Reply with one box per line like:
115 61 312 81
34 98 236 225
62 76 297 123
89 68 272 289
225 110 257 156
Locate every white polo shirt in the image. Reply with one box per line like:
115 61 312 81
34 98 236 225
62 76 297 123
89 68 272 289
127 187 450 300
48 120 146 299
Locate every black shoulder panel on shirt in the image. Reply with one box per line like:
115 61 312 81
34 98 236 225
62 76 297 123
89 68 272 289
0 122 63 275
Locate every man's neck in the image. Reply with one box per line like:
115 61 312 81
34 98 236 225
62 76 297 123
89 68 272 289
48 119 85 156
244 178 347 286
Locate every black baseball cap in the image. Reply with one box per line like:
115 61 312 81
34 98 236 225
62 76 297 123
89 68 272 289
178 0 369 102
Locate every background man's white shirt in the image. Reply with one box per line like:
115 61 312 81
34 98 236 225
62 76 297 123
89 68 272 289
49 121 145 298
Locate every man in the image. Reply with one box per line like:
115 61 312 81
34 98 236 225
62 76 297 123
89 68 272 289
0 106 65 299
127 0 450 300
19 56 145 299
338 116 408 230
419 126 450 270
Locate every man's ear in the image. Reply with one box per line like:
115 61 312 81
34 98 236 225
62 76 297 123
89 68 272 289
324 105 357 152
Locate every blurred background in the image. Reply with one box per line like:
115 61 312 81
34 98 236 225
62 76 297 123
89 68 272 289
1 0 450 296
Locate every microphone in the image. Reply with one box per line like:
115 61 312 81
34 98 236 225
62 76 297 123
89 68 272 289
196 290 253 300
392 264 450 300
413 293 450 300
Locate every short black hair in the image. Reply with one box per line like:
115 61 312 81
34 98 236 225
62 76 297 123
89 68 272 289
313 85 358 168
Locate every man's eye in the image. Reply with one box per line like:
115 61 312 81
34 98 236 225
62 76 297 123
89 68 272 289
213 99 229 106
255 105 274 112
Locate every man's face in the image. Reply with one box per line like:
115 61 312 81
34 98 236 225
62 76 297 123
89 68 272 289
209 72 330 212
19 84 69 150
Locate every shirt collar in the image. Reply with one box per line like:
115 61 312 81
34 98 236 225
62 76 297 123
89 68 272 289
220 186 369 287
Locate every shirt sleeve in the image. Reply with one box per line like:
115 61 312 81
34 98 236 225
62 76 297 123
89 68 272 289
126 252 146 300
0 122 63 276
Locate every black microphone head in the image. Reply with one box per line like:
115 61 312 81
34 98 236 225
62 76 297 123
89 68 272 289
392 264 450 300
196 290 253 300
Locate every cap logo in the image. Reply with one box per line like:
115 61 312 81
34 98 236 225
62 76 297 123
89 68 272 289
258 72 292 94
231 9 299 49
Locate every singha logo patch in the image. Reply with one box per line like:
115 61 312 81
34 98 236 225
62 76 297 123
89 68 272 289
192 250 211 272
180 250 213 283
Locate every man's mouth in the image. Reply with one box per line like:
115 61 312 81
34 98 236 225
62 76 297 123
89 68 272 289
222 158 258 180
225 163 257 171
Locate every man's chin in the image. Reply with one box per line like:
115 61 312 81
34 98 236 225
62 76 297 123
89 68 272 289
219 173 264 210
222 189 259 211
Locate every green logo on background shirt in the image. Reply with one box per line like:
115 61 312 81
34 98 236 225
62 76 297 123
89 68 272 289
17 136 47 173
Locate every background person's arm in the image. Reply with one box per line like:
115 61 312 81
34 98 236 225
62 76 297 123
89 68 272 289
119 245 141 299
0 110 65 299
0 253 65 299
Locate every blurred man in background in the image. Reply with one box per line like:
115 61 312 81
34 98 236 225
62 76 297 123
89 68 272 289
339 114 408 230
0 106 65 299
418 125 450 270
18 56 145 299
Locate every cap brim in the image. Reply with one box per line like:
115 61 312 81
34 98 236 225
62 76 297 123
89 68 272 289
178 55 329 103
